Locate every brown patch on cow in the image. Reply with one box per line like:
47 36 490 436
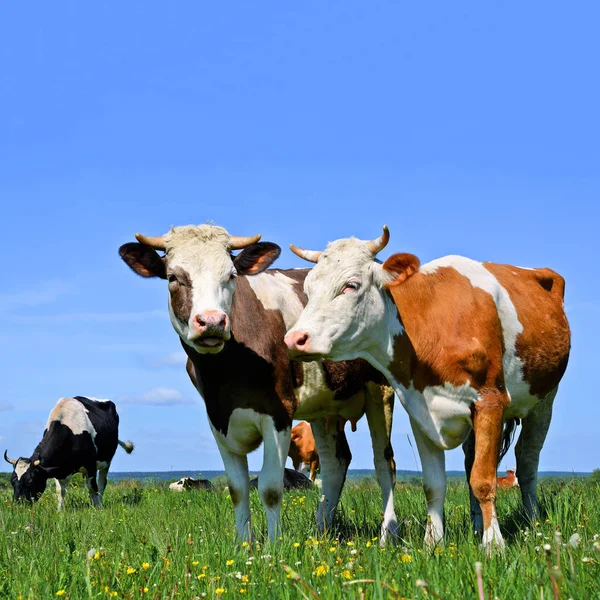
290 361 304 388
386 268 507 394
383 253 420 285
484 263 570 398
262 488 282 508
228 483 241 507
288 421 320 482
168 267 193 324
322 358 385 400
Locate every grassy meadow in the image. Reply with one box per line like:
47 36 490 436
0 475 598 599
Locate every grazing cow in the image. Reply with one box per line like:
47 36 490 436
285 226 570 552
169 477 213 492
497 469 519 489
251 467 313 491
288 421 320 482
4 396 134 509
119 225 397 544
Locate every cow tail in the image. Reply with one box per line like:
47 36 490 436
498 418 519 464
119 439 135 454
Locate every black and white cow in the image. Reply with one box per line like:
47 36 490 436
4 396 134 509
119 225 398 544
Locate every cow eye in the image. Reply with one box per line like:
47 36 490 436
229 271 238 281
167 274 179 285
342 280 361 294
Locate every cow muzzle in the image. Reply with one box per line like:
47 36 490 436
285 330 322 361
188 311 231 351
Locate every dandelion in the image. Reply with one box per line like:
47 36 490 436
215 588 226 595
226 560 234 566
56 592 66 597
342 569 352 579
314 564 330 576
293 542 300 548
346 541 354 546
241 541 249 548
401 553 413 563
126 567 136 575
143 588 149 594
329 547 336 553
241 575 249 583
240 589 246 594
192 561 199 566
110 594 118 598
198 574 206 579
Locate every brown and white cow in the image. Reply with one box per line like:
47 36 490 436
119 225 397 543
285 226 570 552
497 469 519 489
288 421 320 482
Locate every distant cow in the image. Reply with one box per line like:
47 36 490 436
4 396 134 509
497 469 519 489
169 477 213 492
288 421 319 482
251 467 313 491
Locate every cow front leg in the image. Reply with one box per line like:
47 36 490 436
462 430 483 536
411 420 446 549
216 440 252 542
365 382 399 546
98 465 109 497
259 418 290 542
55 478 68 511
310 419 351 534
515 388 556 520
84 469 102 508
470 390 509 553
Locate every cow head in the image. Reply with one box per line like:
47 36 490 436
4 451 54 502
119 225 281 354
284 226 419 362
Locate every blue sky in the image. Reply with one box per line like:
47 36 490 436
1 1 598 474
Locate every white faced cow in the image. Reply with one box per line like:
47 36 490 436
285 227 570 552
119 225 398 544
4 396 134 509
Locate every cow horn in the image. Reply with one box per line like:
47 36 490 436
4 450 17 466
289 244 322 264
135 233 167 250
229 234 262 250
367 225 390 256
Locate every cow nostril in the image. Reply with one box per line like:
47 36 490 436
195 315 206 328
296 333 309 347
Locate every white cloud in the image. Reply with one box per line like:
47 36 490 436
119 387 196 406
150 352 188 368
0 280 73 312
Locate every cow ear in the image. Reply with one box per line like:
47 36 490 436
234 242 281 276
119 243 167 279
382 253 420 286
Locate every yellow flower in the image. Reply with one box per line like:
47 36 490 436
293 542 300 548
240 589 246 594
142 562 150 570
110 594 118 598
329 547 336 553
401 553 413 563
314 564 330 576
226 559 234 566
164 558 171 568
192 561 199 566
198 573 206 579
94 551 100 560
241 541 249 548
366 541 372 548
342 569 352 580
56 592 66 597
143 588 149 594
127 567 137 575
215 589 225 595
346 541 354 546
241 575 249 583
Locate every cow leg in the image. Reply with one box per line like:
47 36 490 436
310 419 351 534
469 390 509 553
55 479 68 511
462 430 483 536
216 441 252 542
85 470 102 508
97 464 109 497
309 460 318 482
365 382 399 546
515 388 556 520
259 420 290 542
411 419 446 549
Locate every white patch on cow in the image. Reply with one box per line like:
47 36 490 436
211 408 266 455
169 478 187 492
46 398 97 446
83 397 111 403
246 271 304 330
482 507 505 552
15 459 30 481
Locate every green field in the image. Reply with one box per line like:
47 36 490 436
1 476 598 599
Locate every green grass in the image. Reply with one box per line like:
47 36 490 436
1 476 599 599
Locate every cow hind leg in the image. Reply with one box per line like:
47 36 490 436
463 430 483 536
97 464 109 497
515 389 556 520
365 382 399 546
258 419 290 542
216 441 252 542
85 470 102 508
310 419 351 534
